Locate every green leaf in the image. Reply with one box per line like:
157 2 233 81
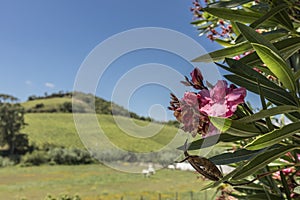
190 19 209 26
274 7 294 32
209 149 261 165
250 4 288 29
257 79 274 130
236 22 281 55
233 183 266 192
225 58 277 87
214 39 235 48
280 171 292 200
177 133 245 151
225 74 296 106
295 70 300 81
204 8 278 25
216 61 297 106
232 145 299 180
238 105 300 123
210 117 263 137
252 43 296 92
208 0 252 8
192 42 252 62
280 37 300 60
192 33 290 63
231 21 241 36
240 37 300 66
235 23 295 91
245 121 300 150
294 186 300 195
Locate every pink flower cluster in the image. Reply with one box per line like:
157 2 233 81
190 0 233 41
272 153 300 199
169 68 246 137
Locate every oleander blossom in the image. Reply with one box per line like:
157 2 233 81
169 68 246 137
199 80 246 118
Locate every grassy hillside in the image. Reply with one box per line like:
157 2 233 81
21 92 146 121
23 113 83 148
0 164 216 200
23 113 183 152
22 97 73 113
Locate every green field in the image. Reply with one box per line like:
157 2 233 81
0 164 216 200
15 110 217 200
23 113 184 152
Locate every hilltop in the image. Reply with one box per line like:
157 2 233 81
22 91 151 121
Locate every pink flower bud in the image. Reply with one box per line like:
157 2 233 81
190 68 203 84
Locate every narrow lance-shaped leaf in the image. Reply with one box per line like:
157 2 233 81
192 33 292 63
274 7 294 32
204 8 278 25
192 42 251 62
235 23 296 92
236 22 281 55
245 121 300 150
238 105 300 123
252 43 296 92
224 74 296 106
232 145 299 180
280 171 292 200
209 144 284 166
209 117 264 137
295 70 300 81
250 4 288 29
208 0 252 8
217 60 297 106
177 133 248 151
209 149 261 165
257 79 274 130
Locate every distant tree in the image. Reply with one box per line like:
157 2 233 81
0 94 27 154
60 102 72 112
28 95 37 101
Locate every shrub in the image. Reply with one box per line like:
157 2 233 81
0 156 15 167
44 194 81 200
48 147 93 165
35 103 44 109
21 151 49 166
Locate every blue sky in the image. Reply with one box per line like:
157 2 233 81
1 0 253 121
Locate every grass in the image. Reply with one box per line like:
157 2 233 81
18 112 219 199
0 164 217 200
23 113 185 152
22 97 71 112
23 113 84 149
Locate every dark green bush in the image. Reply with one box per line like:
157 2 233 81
44 194 81 200
21 150 49 166
48 147 93 165
20 146 94 166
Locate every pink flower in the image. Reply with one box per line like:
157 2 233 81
199 80 246 117
179 81 246 137
169 69 246 138
232 55 241 60
272 167 296 180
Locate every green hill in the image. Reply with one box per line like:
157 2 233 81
22 97 72 113
23 113 183 152
22 92 148 121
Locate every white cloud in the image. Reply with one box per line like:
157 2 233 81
45 82 55 89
